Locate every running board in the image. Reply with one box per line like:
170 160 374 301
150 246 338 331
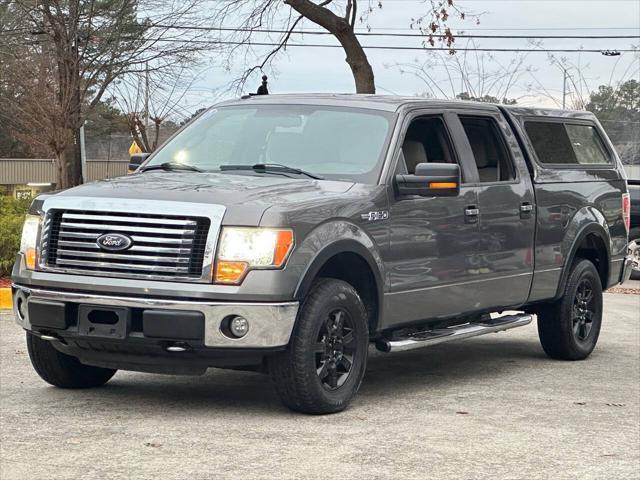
375 314 533 353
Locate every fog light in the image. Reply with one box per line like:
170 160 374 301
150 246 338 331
229 316 249 338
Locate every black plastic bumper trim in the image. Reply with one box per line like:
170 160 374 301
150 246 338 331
142 309 205 340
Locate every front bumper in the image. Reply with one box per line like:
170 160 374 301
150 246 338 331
12 285 299 349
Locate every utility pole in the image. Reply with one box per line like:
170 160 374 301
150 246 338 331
562 67 568 109
144 61 150 128
557 52 619 110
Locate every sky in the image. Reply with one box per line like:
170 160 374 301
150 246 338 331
173 0 640 116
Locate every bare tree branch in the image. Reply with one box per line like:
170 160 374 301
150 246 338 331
1 0 217 187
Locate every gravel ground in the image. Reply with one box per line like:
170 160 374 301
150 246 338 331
1 290 638 480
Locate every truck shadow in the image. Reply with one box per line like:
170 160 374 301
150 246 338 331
361 336 547 397
75 336 549 415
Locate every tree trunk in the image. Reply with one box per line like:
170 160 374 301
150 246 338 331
55 139 82 189
67 43 84 187
55 126 82 189
49 0 83 189
335 30 376 94
55 140 76 190
152 118 161 151
284 0 376 94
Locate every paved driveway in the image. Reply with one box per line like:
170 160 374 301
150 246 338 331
1 292 638 480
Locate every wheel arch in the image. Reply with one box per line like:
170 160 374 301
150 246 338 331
555 222 611 299
294 239 384 335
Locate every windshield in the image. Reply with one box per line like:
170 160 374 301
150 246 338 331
143 105 394 183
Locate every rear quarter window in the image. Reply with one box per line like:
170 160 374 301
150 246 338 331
524 121 612 166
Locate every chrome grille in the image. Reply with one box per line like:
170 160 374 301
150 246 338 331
41 210 210 281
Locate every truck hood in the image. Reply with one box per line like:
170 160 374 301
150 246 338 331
38 172 359 226
52 172 355 207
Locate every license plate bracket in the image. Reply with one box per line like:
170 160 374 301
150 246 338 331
77 305 130 339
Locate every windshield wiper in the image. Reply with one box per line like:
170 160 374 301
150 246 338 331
220 163 323 180
139 162 204 173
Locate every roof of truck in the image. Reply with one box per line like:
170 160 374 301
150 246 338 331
217 93 596 120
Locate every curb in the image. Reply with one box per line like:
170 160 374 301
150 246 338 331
0 288 12 310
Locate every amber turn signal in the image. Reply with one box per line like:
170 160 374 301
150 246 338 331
428 182 458 189
273 230 294 267
25 248 37 270
215 261 249 284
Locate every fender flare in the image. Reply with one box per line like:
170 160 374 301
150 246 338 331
554 222 611 299
293 238 384 311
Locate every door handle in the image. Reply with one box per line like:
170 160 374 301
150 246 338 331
520 202 534 219
465 207 479 216
465 206 479 223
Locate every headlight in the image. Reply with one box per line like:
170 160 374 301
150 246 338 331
215 227 294 284
20 215 41 270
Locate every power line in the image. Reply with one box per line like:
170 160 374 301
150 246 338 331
9 26 638 53
13 33 637 54
154 24 640 40
143 37 639 53
13 27 636 54
5 27 640 37
5 24 639 40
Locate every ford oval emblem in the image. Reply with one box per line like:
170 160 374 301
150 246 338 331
96 233 133 252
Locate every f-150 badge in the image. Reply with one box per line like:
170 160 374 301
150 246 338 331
361 211 389 222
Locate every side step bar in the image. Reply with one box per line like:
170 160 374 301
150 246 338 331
375 314 533 353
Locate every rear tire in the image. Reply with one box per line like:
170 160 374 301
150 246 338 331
26 332 117 388
268 279 369 414
537 259 603 360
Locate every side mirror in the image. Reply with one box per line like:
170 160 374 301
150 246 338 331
129 152 151 173
395 163 461 197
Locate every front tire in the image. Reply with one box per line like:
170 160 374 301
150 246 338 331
537 259 603 360
268 279 369 414
26 332 117 388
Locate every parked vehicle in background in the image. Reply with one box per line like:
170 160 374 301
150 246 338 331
128 153 150 174
12 95 634 414
627 179 640 279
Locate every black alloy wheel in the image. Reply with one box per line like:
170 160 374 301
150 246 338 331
315 309 356 391
572 279 596 342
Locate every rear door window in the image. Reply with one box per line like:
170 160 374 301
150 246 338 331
459 116 516 183
524 121 611 166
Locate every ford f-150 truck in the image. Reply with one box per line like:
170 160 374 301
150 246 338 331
12 95 634 414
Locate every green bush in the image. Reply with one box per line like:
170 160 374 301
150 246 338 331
0 196 31 277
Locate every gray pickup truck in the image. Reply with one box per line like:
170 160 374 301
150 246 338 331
12 95 634 414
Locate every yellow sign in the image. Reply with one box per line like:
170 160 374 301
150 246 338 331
129 141 142 156
0 288 11 310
